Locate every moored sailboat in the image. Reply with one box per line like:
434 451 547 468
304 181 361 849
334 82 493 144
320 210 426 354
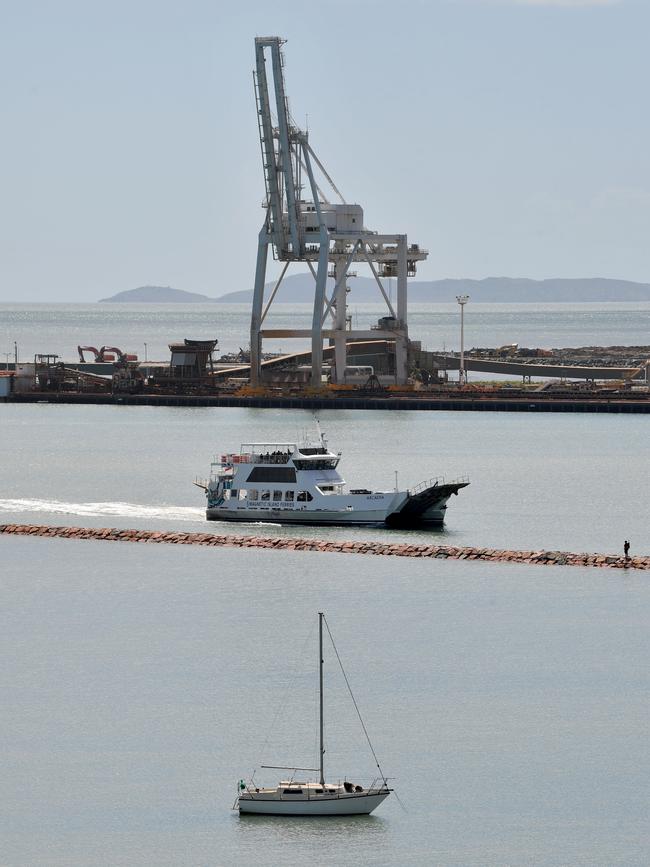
236 613 392 816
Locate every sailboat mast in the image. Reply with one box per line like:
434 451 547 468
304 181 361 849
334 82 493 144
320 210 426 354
319 611 324 785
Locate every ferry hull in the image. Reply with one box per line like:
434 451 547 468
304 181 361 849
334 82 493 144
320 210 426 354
206 507 436 526
207 482 467 527
238 791 390 816
207 507 445 526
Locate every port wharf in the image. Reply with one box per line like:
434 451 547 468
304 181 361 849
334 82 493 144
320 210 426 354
2 339 648 412
1 524 648 572
4 390 650 413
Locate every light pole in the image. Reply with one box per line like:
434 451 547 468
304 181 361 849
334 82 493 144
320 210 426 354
14 341 18 365
144 342 148 362
456 295 469 386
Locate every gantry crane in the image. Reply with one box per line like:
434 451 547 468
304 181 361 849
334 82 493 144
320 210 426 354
250 36 428 386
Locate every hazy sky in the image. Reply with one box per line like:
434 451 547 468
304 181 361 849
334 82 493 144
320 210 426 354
1 0 648 301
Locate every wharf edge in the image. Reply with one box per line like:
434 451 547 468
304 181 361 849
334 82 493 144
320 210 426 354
4 392 650 412
1 524 648 571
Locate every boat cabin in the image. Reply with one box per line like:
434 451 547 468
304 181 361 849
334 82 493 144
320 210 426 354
208 440 346 509
242 780 366 800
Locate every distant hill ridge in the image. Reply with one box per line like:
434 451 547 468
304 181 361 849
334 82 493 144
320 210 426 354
100 277 650 304
99 285 212 303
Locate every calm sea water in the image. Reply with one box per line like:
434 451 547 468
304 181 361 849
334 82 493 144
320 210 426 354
1 402 649 865
1 540 649 867
1 301 649 864
2 301 650 362
0 404 648 553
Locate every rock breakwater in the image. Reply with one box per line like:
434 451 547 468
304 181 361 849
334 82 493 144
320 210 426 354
1 523 648 571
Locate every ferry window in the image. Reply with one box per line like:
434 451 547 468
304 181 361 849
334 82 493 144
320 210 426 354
261 490 270 501
248 467 296 483
230 489 238 499
239 490 247 500
293 458 338 470
297 491 313 502
249 489 258 501
273 490 282 501
285 491 294 501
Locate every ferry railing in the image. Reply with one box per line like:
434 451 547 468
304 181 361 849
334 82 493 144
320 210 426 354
408 475 470 496
254 452 291 464
216 452 291 465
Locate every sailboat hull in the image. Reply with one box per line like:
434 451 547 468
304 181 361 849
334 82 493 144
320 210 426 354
238 791 390 816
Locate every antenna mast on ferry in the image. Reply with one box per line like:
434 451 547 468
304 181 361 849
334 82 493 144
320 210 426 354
314 417 326 448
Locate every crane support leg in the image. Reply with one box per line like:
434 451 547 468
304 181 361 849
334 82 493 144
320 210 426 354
250 228 269 385
397 234 408 324
395 335 408 385
395 235 409 385
311 234 330 386
333 258 348 383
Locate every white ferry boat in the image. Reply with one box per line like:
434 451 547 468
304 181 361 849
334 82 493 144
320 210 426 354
197 426 468 527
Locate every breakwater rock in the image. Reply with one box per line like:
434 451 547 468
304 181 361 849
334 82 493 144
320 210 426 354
1 524 648 571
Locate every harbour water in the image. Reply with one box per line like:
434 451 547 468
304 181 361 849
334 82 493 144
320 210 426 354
1 304 649 865
2 537 649 866
0 404 648 553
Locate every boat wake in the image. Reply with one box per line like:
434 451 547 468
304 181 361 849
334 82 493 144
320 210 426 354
0 498 204 523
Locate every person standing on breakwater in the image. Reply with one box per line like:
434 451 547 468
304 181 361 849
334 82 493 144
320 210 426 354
624 540 630 561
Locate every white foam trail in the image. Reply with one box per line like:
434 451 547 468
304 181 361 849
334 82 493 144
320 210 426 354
0 498 204 522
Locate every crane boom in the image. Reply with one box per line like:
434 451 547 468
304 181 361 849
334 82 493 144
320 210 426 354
267 40 300 257
254 41 284 252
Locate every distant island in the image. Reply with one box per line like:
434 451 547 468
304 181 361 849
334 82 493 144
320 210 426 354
99 277 650 304
99 285 213 303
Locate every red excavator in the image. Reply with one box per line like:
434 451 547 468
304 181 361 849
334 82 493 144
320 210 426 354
77 345 143 393
77 346 138 363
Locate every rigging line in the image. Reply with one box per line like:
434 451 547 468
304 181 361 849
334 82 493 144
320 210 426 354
393 788 409 813
322 615 389 786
